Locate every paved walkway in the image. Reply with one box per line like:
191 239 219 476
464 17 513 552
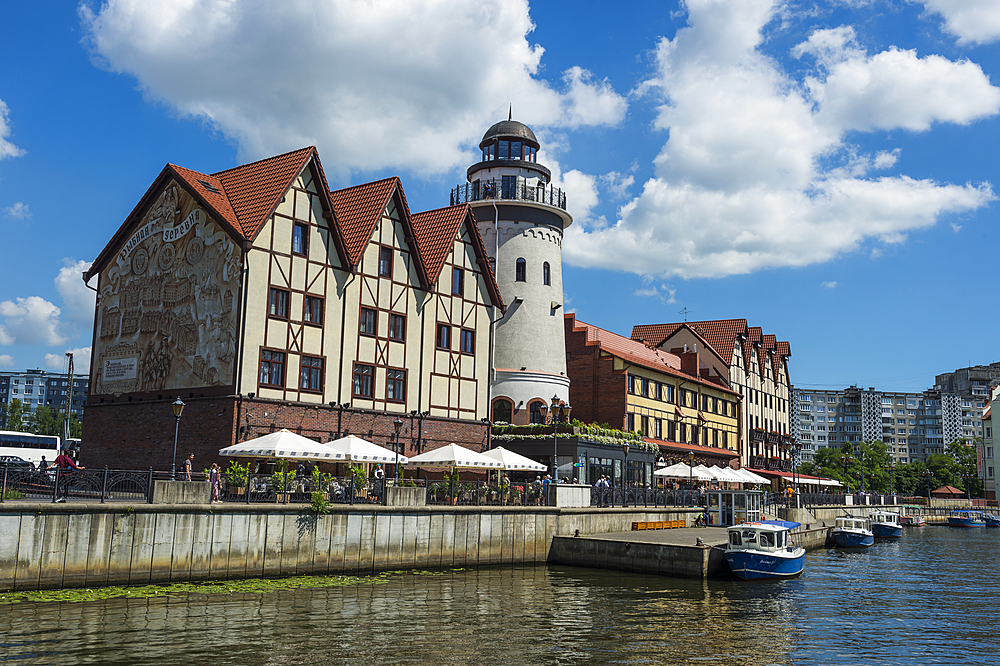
585 526 729 548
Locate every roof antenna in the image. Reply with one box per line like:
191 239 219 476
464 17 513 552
679 306 690 322
509 105 512 121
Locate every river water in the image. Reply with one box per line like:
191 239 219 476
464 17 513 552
1 526 995 665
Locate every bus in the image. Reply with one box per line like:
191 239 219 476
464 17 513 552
0 431 61 468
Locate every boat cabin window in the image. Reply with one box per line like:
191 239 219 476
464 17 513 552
741 530 757 542
729 531 742 547
776 531 785 548
759 532 774 548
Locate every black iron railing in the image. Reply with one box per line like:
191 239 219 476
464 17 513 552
590 487 701 509
450 178 567 211
0 465 153 503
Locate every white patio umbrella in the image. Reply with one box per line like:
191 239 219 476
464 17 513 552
405 443 503 469
482 447 547 472
732 468 770 484
327 435 408 464
219 429 346 461
709 466 747 483
654 462 714 480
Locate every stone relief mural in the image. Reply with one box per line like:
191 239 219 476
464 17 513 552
93 180 242 395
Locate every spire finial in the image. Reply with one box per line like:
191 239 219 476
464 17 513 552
509 105 512 121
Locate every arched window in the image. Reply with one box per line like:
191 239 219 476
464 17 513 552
529 400 546 424
515 258 526 282
492 398 513 423
543 262 550 286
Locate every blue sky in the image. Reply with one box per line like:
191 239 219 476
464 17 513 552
0 0 998 392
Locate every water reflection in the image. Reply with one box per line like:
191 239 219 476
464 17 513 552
1 528 996 665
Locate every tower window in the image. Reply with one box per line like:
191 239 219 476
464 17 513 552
543 262 550 286
499 140 510 159
529 400 546 424
515 258 526 282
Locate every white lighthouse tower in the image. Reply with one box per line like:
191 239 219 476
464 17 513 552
451 115 572 425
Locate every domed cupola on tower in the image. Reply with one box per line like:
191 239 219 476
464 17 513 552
450 114 572 430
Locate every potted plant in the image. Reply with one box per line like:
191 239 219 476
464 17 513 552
225 460 250 495
271 461 297 502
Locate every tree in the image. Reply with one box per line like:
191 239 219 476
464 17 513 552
2 399 27 432
946 439 981 498
57 413 82 439
33 405 60 436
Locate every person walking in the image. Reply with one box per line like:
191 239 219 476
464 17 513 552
182 453 194 482
54 451 83 502
209 463 221 503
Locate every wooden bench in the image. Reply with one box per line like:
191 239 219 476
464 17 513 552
632 520 686 531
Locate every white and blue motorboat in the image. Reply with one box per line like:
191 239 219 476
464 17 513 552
724 520 805 580
831 515 874 548
869 510 903 539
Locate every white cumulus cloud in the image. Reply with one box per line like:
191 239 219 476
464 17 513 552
0 355 14 368
54 259 96 333
3 202 31 219
0 297 68 346
563 0 998 278
916 0 1000 46
822 281 838 288
0 100 24 160
80 0 627 181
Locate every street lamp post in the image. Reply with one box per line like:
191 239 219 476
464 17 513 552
393 417 403 482
840 454 852 495
622 442 630 507
859 447 866 494
170 398 185 480
794 442 802 504
688 450 695 506
548 396 572 482
923 469 933 502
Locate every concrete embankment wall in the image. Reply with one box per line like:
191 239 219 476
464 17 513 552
0 504 694 592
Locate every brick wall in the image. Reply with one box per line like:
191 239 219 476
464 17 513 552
83 395 489 472
564 317 626 429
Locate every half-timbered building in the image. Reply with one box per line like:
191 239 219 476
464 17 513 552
83 147 501 469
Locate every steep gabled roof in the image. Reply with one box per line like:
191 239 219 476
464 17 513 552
86 146 350 281
566 314 739 395
212 146 316 239
410 204 503 309
329 177 401 265
632 318 748 367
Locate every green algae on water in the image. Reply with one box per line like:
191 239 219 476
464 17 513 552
0 569 460 605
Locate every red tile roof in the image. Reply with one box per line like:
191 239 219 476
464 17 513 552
213 146 316 240
329 177 402 268
87 147 494 307
411 204 503 308
644 437 740 458
566 314 738 395
632 319 749 366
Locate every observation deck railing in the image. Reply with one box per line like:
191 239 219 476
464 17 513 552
450 177 567 211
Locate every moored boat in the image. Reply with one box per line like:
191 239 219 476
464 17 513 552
870 510 903 539
985 514 1000 528
724 520 805 580
831 515 874 548
900 505 925 527
948 510 986 527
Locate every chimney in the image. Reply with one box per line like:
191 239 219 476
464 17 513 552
678 349 700 377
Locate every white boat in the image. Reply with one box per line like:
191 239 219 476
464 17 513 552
723 520 805 580
870 510 903 539
831 515 874 548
